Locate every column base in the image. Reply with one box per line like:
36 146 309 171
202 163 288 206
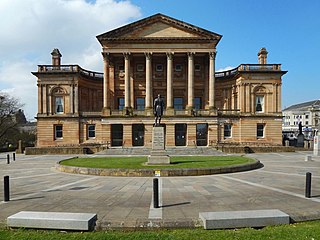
166 107 175 116
124 107 133 116
102 107 111 116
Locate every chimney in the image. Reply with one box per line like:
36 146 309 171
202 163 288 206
51 48 62 66
258 47 268 64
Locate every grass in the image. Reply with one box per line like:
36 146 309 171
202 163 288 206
60 156 255 169
1 221 320 239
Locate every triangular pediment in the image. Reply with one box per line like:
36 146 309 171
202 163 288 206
97 13 222 43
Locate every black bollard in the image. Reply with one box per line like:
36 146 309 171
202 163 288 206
305 172 312 198
4 176 9 202
6 154 10 164
13 153 15 161
153 178 159 208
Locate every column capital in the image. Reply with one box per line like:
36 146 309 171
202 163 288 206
166 52 174 60
123 52 131 60
187 52 195 58
102 52 110 60
209 51 216 60
144 52 152 60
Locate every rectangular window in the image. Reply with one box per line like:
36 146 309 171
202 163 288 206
195 64 201 71
306 115 309 119
306 121 309 125
257 124 264 138
136 64 144 72
136 98 145 110
224 124 232 138
175 64 182 72
174 97 184 110
155 64 163 72
54 125 63 139
118 65 124 71
118 98 124 110
55 96 64 114
255 96 264 112
87 125 95 139
194 97 202 110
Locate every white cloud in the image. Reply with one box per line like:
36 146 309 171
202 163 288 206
0 0 141 120
216 66 234 72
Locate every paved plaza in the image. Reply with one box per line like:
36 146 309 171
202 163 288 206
0 151 320 229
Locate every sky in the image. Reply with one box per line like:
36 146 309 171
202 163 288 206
0 0 319 120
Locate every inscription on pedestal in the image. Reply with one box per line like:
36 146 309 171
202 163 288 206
147 126 170 165
152 127 165 150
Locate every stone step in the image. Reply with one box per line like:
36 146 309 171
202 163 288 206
7 211 97 231
199 209 290 230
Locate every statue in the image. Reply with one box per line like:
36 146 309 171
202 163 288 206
153 94 164 126
298 122 303 135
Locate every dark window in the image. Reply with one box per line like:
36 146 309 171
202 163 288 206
175 124 187 146
111 124 123 146
175 64 182 72
257 124 264 138
194 97 202 110
136 64 144 72
224 124 232 138
118 65 124 71
156 64 163 72
132 124 144 146
55 96 64 114
118 98 124 110
195 64 201 71
54 125 63 139
174 97 184 110
136 98 145 110
196 123 208 146
87 125 95 138
255 96 264 112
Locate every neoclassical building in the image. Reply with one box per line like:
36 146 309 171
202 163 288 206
33 13 286 150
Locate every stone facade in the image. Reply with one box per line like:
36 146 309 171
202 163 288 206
32 14 287 149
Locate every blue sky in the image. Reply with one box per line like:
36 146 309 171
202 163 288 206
0 0 319 119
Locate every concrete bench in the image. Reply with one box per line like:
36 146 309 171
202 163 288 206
199 209 290 229
7 211 97 231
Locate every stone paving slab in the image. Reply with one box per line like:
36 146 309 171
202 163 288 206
0 151 320 229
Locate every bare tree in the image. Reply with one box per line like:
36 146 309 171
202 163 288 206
0 91 24 147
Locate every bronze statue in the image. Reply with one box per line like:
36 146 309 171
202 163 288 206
154 94 164 126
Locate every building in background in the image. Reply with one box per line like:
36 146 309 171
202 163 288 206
282 100 320 140
32 14 286 150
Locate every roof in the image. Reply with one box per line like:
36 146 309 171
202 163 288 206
96 13 222 45
283 100 320 111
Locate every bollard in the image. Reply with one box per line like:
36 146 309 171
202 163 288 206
305 172 312 198
6 154 10 164
4 176 9 202
13 153 15 161
153 178 159 208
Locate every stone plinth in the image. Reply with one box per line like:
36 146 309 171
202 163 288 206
199 209 290 230
314 134 320 156
147 126 170 165
7 211 97 231
296 134 304 147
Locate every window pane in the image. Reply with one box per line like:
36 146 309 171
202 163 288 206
118 98 124 110
196 123 208 146
175 124 187 146
88 125 95 138
255 96 264 112
174 98 184 110
194 97 201 110
136 98 145 110
224 124 232 138
55 97 63 113
257 124 264 137
55 125 63 139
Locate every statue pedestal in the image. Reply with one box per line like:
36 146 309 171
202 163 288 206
147 127 170 165
296 134 304 147
314 134 320 156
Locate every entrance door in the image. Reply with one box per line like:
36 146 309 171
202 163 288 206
196 123 208 146
175 124 187 146
132 124 144 146
111 124 123 146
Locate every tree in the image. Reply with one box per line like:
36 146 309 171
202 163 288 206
0 91 24 148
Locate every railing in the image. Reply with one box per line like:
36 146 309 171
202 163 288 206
215 64 282 78
37 65 103 79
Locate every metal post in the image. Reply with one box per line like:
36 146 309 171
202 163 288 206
6 154 9 164
13 153 15 161
305 172 312 198
153 178 159 208
4 176 9 202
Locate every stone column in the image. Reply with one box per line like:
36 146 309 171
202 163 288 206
187 52 195 109
43 85 47 114
124 53 131 110
38 84 42 114
145 52 152 110
103 53 110 112
277 83 282 113
166 52 174 111
70 85 74 114
209 52 216 109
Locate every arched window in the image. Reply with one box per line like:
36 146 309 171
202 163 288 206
52 87 67 114
254 86 267 113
